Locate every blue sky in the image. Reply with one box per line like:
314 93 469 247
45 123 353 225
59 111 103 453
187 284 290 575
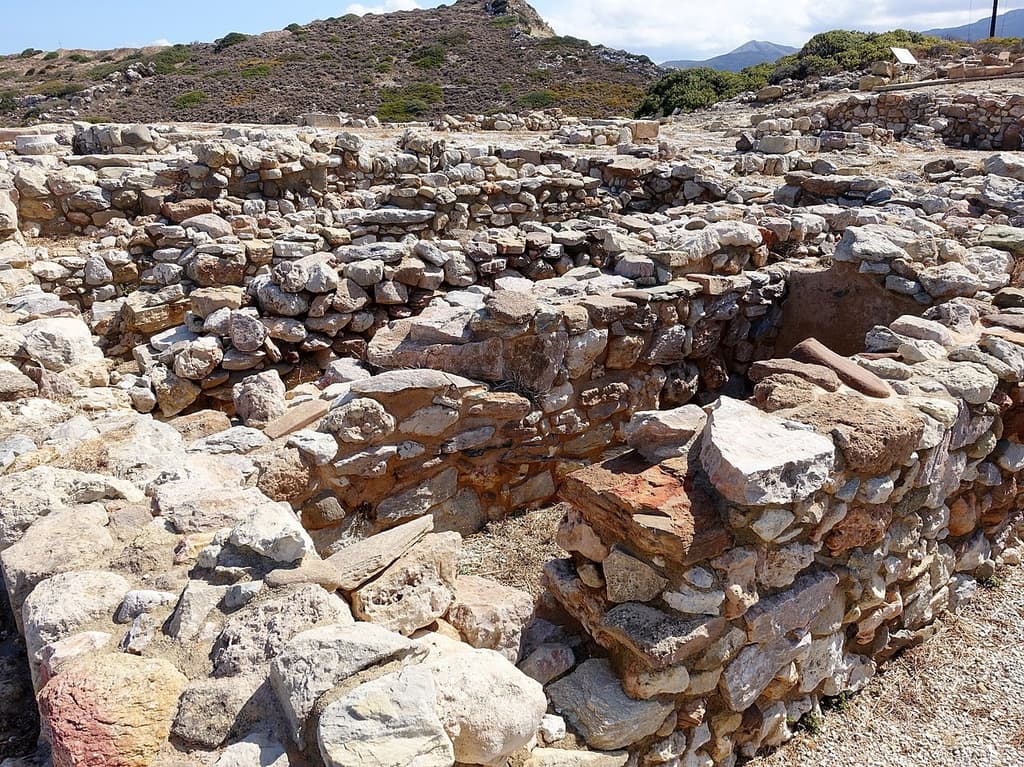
3 0 1024 62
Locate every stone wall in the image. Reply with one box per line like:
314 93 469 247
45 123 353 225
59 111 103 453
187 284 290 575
750 91 1024 152
543 303 1024 766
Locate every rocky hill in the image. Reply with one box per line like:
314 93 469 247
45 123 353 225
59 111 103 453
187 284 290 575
0 0 660 126
663 40 798 72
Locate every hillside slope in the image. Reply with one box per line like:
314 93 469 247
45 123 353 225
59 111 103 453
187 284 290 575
0 0 660 126
923 8 1024 41
663 40 798 72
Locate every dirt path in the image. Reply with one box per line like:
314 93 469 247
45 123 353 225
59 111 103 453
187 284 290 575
750 563 1024 767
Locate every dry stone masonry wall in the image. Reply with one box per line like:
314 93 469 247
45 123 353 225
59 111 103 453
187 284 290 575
0 95 1023 767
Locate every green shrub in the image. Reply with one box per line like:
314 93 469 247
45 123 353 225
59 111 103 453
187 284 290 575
150 45 192 74
68 53 90 63
768 29 944 83
538 35 590 49
43 51 59 61
173 90 208 109
39 80 84 98
527 68 550 82
340 13 359 22
239 62 273 78
519 89 557 109
88 61 127 80
438 30 470 47
409 44 446 69
375 57 394 73
81 114 113 124
214 32 249 52
378 82 442 122
490 15 518 29
0 91 16 111
19 48 42 58
636 65 768 116
285 23 302 33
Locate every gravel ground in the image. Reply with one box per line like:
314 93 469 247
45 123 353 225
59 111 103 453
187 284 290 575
750 563 1024 767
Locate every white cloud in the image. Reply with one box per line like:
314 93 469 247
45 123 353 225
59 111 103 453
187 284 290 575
345 0 420 15
149 38 172 47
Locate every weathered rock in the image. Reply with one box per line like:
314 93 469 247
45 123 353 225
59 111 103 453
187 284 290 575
701 397 835 506
232 369 287 428
785 391 923 475
547 659 673 750
317 665 455 767
624 405 707 462
212 585 353 676
227 501 315 564
22 570 130 685
352 532 460 634
720 633 811 711
326 516 434 589
425 643 547 764
271 622 421 746
39 654 186 767
446 575 534 661
21 317 102 372
744 571 840 643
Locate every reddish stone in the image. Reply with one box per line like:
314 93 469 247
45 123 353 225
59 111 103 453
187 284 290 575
825 503 893 553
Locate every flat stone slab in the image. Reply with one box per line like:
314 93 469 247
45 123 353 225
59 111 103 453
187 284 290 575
598 602 728 669
557 454 731 567
326 516 434 591
546 659 673 751
700 397 835 506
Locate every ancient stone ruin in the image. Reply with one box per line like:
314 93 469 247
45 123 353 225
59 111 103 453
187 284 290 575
1 93 1023 767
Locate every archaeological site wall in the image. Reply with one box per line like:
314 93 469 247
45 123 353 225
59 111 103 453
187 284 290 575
0 101 1023 767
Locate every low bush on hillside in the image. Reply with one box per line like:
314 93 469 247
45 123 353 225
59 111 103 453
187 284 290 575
43 51 59 61
538 35 590 49
973 36 1024 54
0 91 16 111
239 61 274 78
768 29 946 83
150 45 193 74
519 89 557 109
68 53 90 63
19 49 42 58
173 90 208 109
409 44 446 69
637 28 965 115
214 32 249 52
38 80 84 98
377 82 442 121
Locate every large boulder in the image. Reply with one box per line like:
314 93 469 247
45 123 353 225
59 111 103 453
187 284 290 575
20 317 102 372
424 642 547 764
232 369 287 428
547 659 673 750
352 532 460 635
446 575 534 661
270 622 422 746
39 653 186 767
317 664 455 767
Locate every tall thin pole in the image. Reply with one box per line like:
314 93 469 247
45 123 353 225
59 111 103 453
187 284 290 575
990 0 999 38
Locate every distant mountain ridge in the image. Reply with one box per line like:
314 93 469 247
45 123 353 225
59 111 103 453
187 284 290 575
662 40 798 72
923 8 1024 41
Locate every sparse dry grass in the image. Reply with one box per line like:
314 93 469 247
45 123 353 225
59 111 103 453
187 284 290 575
458 503 565 597
752 563 1024 767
